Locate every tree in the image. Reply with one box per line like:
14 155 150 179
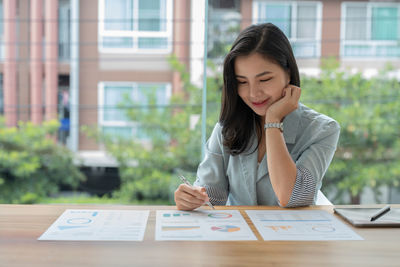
85 55 222 203
88 56 400 205
0 118 85 203
301 59 400 204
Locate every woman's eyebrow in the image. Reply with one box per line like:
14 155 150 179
235 71 272 79
255 71 272 77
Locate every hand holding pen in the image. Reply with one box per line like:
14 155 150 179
174 174 215 211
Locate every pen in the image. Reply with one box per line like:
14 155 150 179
178 174 215 209
370 205 391 221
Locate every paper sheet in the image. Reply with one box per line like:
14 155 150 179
155 210 257 241
246 210 363 241
38 209 149 241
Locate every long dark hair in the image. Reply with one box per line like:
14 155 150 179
220 23 300 155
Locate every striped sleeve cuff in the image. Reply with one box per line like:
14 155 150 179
284 166 317 208
204 185 228 206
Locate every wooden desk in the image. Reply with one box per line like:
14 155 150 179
1 204 399 267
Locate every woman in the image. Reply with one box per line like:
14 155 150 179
174 23 340 210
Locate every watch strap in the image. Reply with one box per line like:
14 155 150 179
264 122 283 132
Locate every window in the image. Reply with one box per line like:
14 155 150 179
98 0 173 53
253 1 322 58
208 0 241 60
341 2 400 58
98 82 171 139
210 0 240 9
0 0 3 60
0 74 3 114
59 0 71 61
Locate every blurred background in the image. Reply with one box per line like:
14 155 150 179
1 0 399 205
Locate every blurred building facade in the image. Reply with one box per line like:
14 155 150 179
0 0 399 156
1 0 190 156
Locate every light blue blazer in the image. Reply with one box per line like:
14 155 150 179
194 103 340 207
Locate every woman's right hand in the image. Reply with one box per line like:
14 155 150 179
174 184 210 211
265 84 301 123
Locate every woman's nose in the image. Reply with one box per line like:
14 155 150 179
249 83 262 98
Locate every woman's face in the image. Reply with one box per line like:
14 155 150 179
234 53 290 117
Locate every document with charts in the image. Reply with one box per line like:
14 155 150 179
246 210 363 241
38 209 149 241
156 210 257 241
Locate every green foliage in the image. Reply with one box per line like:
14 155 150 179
85 55 222 203
0 118 85 203
39 193 170 205
87 55 400 205
301 58 400 203
208 23 240 60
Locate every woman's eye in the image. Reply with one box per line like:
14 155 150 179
260 78 272 82
237 80 247 84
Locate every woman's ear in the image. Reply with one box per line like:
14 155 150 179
285 69 291 86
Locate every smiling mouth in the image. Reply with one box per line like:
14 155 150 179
252 99 269 107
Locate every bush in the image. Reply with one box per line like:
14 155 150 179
301 59 400 203
84 55 222 203
87 56 400 205
0 118 85 203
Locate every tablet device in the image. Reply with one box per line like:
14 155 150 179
334 207 400 227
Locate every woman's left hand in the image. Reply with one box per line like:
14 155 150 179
265 84 301 123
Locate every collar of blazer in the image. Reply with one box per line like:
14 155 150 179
282 103 301 144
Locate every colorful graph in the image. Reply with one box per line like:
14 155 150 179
208 212 233 219
162 226 200 231
211 225 240 232
266 225 293 232
312 225 336 232
66 218 92 224
163 213 191 217
56 217 93 231
58 225 88 231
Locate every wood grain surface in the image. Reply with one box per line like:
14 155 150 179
1 204 400 267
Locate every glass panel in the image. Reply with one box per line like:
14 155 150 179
372 7 398 40
376 46 400 57
0 74 3 114
135 84 168 109
292 42 316 58
134 124 167 140
134 83 168 140
135 126 151 140
103 86 131 121
297 5 316 39
138 0 164 32
344 45 373 57
102 126 133 139
0 1 3 60
155 85 168 106
345 6 367 40
0 1 3 36
211 0 240 9
58 0 70 60
102 37 133 48
104 0 133 31
260 4 291 37
138 37 168 49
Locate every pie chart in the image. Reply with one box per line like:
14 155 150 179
208 212 233 219
211 225 240 232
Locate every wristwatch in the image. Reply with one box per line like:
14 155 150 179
264 122 283 132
